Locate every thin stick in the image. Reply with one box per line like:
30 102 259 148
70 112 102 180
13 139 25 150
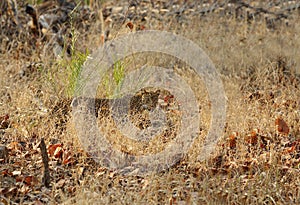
39 138 51 188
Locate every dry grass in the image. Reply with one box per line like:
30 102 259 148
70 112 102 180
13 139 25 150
1 1 300 204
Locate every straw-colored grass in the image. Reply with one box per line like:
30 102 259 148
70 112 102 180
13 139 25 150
0 1 299 204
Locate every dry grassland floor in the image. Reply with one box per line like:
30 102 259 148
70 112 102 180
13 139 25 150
0 0 300 204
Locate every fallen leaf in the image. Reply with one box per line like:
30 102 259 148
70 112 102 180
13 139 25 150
16 175 38 186
48 144 62 157
53 146 63 158
24 176 33 186
62 151 73 165
284 145 295 154
137 24 146 30
284 139 300 155
275 118 289 135
1 169 10 176
126 22 134 30
245 129 259 145
228 132 238 149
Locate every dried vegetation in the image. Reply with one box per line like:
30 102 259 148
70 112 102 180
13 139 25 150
0 0 300 204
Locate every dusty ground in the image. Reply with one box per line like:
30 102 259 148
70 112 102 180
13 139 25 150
1 0 300 204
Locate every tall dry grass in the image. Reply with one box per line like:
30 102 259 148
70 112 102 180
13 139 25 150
0 1 299 204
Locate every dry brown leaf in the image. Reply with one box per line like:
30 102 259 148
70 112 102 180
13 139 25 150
284 145 295 154
15 175 37 187
283 139 300 155
48 144 62 157
24 176 33 186
245 129 259 145
126 22 134 30
275 118 289 135
228 132 238 149
62 151 73 165
53 146 63 158
1 169 10 176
